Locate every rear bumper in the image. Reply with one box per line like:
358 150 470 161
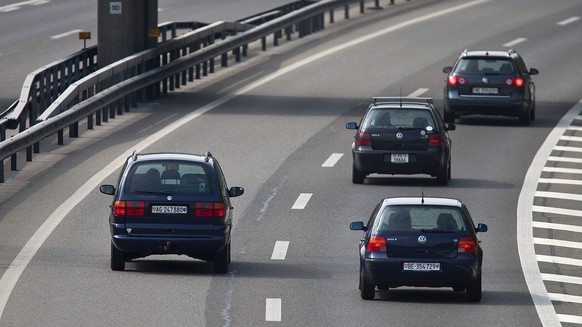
444 91 528 117
363 257 480 288
353 150 447 176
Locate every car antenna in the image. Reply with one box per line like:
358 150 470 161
421 182 425 204
131 150 137 161
399 87 403 107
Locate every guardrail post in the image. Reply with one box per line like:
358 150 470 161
58 129 64 145
11 154 16 171
0 159 4 183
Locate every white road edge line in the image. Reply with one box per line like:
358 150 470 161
0 0 49 12
517 99 582 327
322 153 344 167
271 241 289 260
265 298 282 321
0 0 492 320
291 193 312 210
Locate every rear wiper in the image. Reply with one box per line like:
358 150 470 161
420 229 451 233
133 190 174 195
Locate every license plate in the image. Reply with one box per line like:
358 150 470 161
403 262 440 271
151 205 187 214
472 87 498 94
391 153 409 164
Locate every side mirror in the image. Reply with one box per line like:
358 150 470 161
345 122 358 130
100 185 115 195
229 186 244 198
349 221 366 231
442 66 453 74
529 68 539 75
477 223 488 233
444 123 456 131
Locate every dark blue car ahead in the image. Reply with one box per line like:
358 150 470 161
350 197 487 301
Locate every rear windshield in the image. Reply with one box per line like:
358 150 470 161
363 109 435 130
375 205 467 232
124 161 213 194
453 58 515 75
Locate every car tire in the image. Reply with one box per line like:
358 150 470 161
352 165 366 184
213 242 230 274
466 272 482 302
436 159 450 186
111 242 126 271
519 108 530 126
443 110 455 124
530 101 536 121
359 266 375 300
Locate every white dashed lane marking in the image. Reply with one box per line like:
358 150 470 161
271 241 289 260
503 37 527 47
557 16 580 26
291 193 312 210
265 298 282 322
50 29 83 39
322 153 343 167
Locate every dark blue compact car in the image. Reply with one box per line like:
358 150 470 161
350 197 487 301
100 152 244 273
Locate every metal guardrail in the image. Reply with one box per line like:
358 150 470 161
0 0 411 182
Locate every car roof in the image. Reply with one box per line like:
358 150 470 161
129 152 215 165
381 197 463 207
369 96 434 110
460 49 518 59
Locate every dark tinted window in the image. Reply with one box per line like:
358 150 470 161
125 160 213 194
454 58 515 75
375 205 466 232
363 109 435 130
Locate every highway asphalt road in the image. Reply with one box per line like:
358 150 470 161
1 0 582 326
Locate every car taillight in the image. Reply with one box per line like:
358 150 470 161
367 235 387 252
505 77 524 87
113 201 145 216
447 76 457 86
356 132 372 147
428 134 443 147
195 202 226 218
458 237 477 255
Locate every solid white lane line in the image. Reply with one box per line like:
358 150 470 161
0 0 493 320
533 238 582 250
539 178 582 186
518 100 582 327
548 293 582 304
291 193 312 210
271 241 289 260
535 191 582 202
548 156 582 164
322 153 344 167
557 16 580 26
265 298 281 322
537 255 582 267
533 205 582 218
533 221 582 234
541 273 582 286
553 145 582 153
557 314 582 324
50 29 83 40
542 167 582 174
0 0 48 12
407 88 429 97
503 37 527 47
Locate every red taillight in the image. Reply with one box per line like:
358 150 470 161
447 76 457 86
428 134 443 147
356 132 372 147
458 237 477 255
514 77 524 87
367 235 387 252
195 202 226 218
113 201 145 216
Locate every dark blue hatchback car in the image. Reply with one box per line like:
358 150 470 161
100 152 244 273
350 197 487 301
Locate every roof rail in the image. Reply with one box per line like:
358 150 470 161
372 96 433 106
204 151 213 162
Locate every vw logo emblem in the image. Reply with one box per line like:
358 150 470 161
396 132 404 139
418 235 427 244
167 195 172 201
482 77 488 84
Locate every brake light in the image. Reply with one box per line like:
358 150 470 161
447 76 457 86
514 77 524 87
195 202 226 218
356 132 372 146
113 201 145 216
458 237 477 255
428 134 443 147
367 235 387 252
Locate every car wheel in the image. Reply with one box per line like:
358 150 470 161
530 101 536 121
110 242 125 271
443 110 455 124
436 159 449 186
213 242 230 274
519 108 530 126
352 165 366 184
466 272 482 302
359 266 375 300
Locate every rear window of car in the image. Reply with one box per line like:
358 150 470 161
363 108 435 130
124 161 213 194
375 205 467 232
454 58 515 75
